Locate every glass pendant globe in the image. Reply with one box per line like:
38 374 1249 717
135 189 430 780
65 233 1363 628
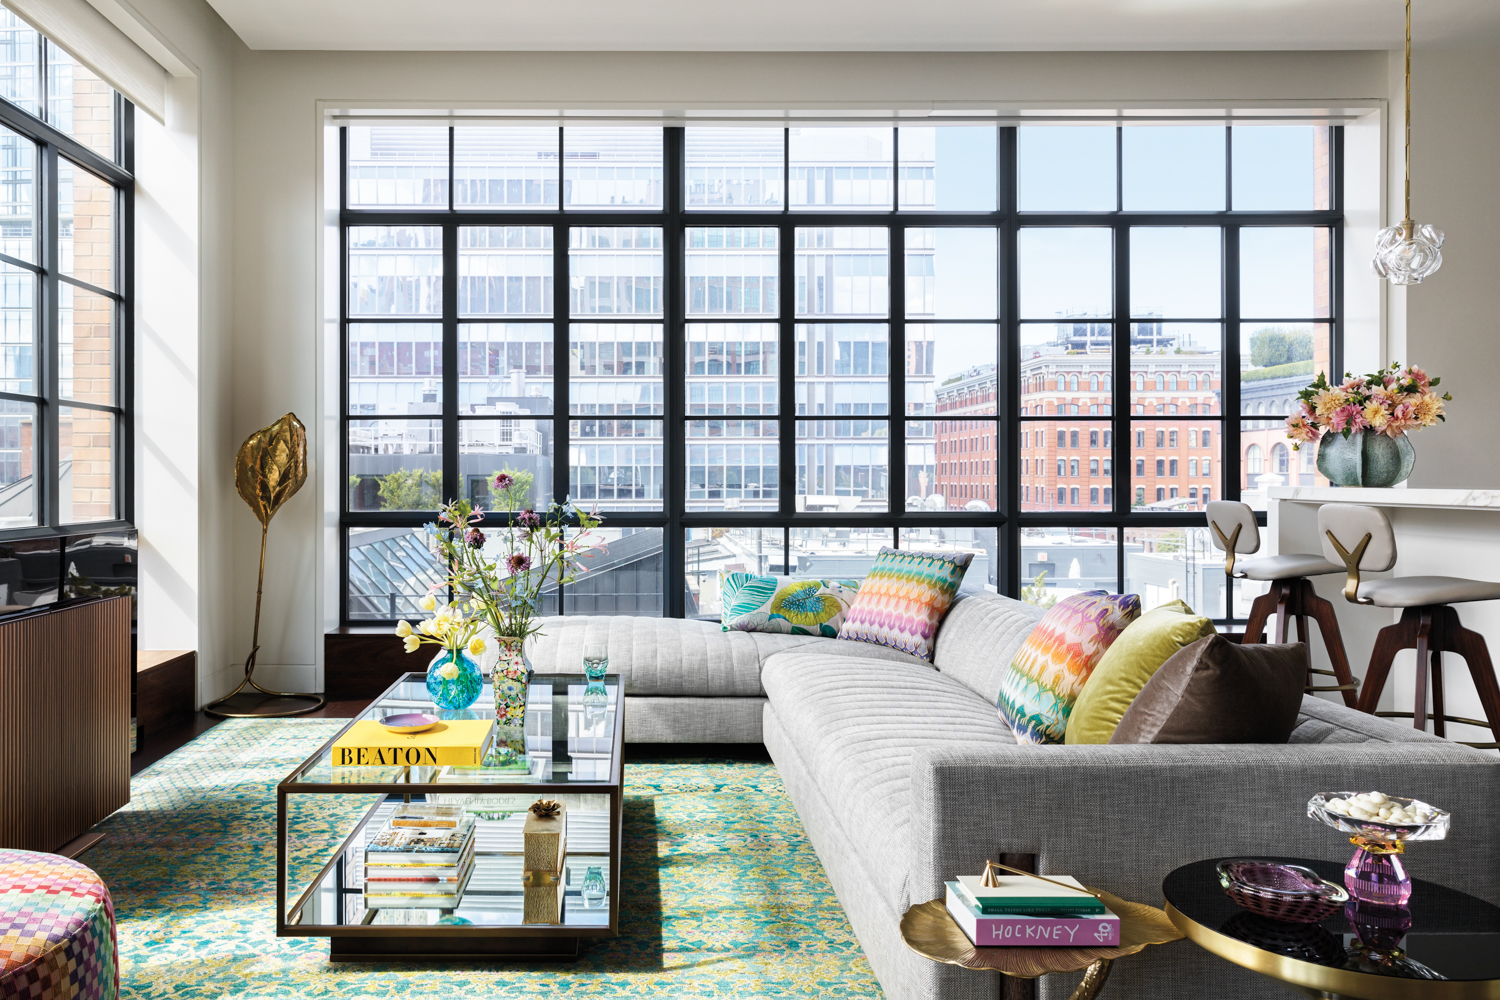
1372 221 1444 285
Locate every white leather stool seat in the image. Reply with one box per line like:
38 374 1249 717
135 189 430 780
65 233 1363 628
1357 576 1500 609
1237 553 1344 581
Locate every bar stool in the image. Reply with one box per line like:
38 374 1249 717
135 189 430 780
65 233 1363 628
1206 501 1359 707
1318 502 1500 748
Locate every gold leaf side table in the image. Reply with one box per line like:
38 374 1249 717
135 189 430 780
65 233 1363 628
900 888 1185 1000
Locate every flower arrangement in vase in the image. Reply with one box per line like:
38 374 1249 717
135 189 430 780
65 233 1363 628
1285 363 1452 488
396 599 489 711
396 472 605 753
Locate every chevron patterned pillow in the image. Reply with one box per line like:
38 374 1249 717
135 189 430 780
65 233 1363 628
835 546 974 661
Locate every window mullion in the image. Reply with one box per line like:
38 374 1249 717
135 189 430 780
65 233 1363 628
1224 225 1242 504
662 126 685 618
42 141 58 528
778 215 796 519
998 125 1019 597
441 221 458 515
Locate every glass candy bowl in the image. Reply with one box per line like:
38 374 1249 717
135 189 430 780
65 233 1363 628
1217 860 1349 924
1307 792 1450 905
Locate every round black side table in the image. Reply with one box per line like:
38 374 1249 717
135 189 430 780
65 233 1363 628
1163 856 1500 1000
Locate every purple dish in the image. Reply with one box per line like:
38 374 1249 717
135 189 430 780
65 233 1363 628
1217 860 1349 924
380 712 441 734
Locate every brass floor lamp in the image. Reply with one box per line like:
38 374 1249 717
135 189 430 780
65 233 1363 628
205 412 326 719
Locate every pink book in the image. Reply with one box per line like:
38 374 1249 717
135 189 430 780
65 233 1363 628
945 883 1120 947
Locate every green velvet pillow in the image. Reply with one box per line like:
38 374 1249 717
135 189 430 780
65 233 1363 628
1064 600 1216 745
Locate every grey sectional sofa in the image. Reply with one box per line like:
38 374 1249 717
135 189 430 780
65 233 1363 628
528 591 1500 1000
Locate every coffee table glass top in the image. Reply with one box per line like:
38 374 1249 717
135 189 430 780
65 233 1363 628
1164 857 1500 987
284 672 621 787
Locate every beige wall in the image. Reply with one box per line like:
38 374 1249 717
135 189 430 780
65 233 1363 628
1394 42 1500 489
116 0 243 703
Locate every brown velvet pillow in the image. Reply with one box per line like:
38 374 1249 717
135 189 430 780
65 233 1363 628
1108 635 1307 744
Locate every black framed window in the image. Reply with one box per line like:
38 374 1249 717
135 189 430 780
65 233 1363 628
340 121 1340 624
0 12 133 537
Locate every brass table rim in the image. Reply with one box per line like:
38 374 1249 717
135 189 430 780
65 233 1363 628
1165 900 1500 1000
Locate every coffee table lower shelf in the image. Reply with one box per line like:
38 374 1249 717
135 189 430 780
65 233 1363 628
329 932 583 962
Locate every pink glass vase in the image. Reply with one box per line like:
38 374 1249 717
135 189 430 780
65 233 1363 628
1344 841 1412 905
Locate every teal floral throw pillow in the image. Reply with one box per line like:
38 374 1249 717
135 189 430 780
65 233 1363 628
718 572 861 637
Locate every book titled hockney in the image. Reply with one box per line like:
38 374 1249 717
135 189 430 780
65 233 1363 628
945 884 1120 947
331 720 494 767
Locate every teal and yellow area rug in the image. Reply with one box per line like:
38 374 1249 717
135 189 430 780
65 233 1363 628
88 719 881 998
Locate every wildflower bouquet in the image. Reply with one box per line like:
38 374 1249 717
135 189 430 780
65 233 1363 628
418 473 606 646
1285 363 1452 451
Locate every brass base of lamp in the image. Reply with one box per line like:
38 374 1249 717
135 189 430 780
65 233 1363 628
204 673 326 719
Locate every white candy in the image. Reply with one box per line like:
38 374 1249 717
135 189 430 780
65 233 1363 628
1326 791 1441 827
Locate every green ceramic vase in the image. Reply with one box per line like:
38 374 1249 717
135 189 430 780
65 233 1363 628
1315 430 1415 487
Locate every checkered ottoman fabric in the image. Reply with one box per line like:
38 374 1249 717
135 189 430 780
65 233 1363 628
0 850 117 1000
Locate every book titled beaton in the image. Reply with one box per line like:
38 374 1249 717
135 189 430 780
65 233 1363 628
331 720 494 767
945 884 1121 948
953 874 1106 915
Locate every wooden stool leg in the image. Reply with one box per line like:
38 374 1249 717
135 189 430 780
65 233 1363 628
1442 606 1500 743
1242 586 1278 645
1358 609 1421 716
1412 611 1433 734
1431 650 1445 739
1302 582 1360 708
1274 583 1292 644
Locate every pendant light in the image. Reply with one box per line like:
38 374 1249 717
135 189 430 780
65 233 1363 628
1372 0 1444 284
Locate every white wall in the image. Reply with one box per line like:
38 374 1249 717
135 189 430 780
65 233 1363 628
1395 41 1500 489
228 48 1390 691
113 0 243 703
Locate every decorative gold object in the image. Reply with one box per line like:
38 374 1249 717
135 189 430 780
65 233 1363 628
900 889 1182 1000
1210 521 1243 579
981 859 1104 900
205 413 326 719
1325 529 1374 605
529 799 563 821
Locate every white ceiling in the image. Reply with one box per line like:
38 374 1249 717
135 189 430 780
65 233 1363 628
206 0 1500 52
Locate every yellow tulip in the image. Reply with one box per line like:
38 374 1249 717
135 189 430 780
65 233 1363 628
418 595 437 612
436 662 460 680
394 620 413 638
468 636 486 656
402 634 421 653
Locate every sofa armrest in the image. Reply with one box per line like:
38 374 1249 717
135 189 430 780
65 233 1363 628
907 742 1500 910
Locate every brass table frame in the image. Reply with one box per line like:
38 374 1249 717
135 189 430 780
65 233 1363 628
1166 900 1500 1000
900 889 1184 1000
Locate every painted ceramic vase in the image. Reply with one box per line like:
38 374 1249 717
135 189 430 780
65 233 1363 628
493 637 531 728
1316 430 1416 488
426 648 483 710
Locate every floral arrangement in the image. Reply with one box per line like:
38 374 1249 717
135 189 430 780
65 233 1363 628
394 472 606 655
1285 363 1452 451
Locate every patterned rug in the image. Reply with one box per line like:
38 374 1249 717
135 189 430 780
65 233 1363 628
86 719 881 998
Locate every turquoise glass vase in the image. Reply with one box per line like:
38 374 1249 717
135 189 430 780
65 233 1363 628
426 648 483 710
1316 430 1416 488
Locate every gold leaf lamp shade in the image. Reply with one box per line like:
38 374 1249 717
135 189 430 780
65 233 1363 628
205 413 326 718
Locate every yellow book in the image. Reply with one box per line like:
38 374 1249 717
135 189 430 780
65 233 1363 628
331 719 494 767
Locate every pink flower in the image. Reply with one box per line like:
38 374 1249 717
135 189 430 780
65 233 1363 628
507 553 532 576
465 527 486 548
518 509 541 529
493 472 514 491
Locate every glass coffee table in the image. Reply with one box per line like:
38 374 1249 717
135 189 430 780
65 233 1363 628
276 671 623 961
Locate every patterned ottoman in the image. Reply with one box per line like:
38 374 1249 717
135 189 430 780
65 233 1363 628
0 850 117 1000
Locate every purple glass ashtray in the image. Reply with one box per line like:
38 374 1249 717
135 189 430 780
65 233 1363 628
380 712 440 734
1217 860 1349 924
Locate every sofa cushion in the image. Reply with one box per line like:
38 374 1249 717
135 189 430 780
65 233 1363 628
719 572 860 637
997 591 1141 745
761 650 1015 908
525 615 927 697
837 547 973 661
1109 636 1306 744
930 591 1046 702
1065 600 1216 745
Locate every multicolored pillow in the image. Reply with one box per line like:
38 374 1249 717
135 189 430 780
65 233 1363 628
719 572 861 637
997 591 1141 745
834 547 974 661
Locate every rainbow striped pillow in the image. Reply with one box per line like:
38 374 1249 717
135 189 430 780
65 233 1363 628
998 591 1141 745
835 547 974 661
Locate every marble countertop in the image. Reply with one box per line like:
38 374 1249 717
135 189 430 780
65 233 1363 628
1269 486 1500 510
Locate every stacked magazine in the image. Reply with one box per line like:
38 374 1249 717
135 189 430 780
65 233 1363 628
362 806 476 909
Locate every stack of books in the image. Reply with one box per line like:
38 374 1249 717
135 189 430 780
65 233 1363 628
944 874 1120 947
363 808 476 909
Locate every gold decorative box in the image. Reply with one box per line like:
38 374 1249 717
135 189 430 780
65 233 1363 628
523 799 567 874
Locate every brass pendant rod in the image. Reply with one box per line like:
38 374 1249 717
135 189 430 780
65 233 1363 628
1402 0 1412 226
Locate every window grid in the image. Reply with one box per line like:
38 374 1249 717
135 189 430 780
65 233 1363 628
0 36 131 535
339 125 1342 622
